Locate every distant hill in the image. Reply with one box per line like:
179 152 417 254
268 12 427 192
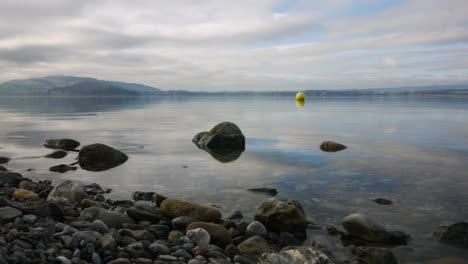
0 76 467 96
0 76 162 96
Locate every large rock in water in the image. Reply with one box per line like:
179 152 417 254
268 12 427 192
43 138 80 150
259 246 331 264
47 180 89 204
78 206 134 228
434 222 468 248
0 170 24 187
0 157 10 164
160 198 222 222
193 122 245 150
255 198 308 232
78 143 128 171
320 141 347 152
342 213 408 245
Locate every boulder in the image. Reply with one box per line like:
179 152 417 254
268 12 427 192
238 235 271 257
0 206 23 223
434 222 468 248
43 139 80 150
161 199 221 222
47 180 89 204
0 170 23 187
352 247 398 264
320 141 347 152
0 157 10 164
187 222 232 248
342 213 408 245
255 198 308 232
259 246 331 264
12 189 39 200
78 143 128 171
44 150 68 159
78 206 134 228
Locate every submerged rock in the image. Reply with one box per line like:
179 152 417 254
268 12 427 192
352 247 398 264
434 222 468 248
373 198 393 205
259 246 331 264
44 150 68 159
43 138 80 150
342 213 409 245
320 141 347 152
78 143 128 171
49 164 77 173
247 188 278 196
255 198 308 232
47 180 90 204
0 157 10 164
160 198 222 222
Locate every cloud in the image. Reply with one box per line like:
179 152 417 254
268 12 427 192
0 0 467 90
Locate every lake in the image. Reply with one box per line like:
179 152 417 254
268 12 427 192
1 96 467 262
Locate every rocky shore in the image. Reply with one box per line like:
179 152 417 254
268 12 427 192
0 125 466 264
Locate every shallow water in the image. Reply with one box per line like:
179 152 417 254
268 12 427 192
0 96 467 262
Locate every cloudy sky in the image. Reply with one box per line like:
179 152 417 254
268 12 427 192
1 0 467 91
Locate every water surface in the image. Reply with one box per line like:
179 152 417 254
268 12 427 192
1 96 467 262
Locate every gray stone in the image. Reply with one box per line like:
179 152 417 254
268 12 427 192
149 242 170 256
187 222 232 248
158 255 178 261
108 258 131 264
172 249 192 259
193 122 245 150
0 171 23 187
71 231 102 247
187 228 210 247
238 235 271 257
246 221 268 237
47 180 89 204
78 206 134 228
0 207 22 223
56 256 72 264
435 222 468 248
172 216 193 230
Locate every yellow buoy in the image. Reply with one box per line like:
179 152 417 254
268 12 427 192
296 92 305 101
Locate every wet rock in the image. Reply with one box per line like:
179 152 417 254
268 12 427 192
187 228 211 247
78 206 135 228
83 183 107 195
0 165 6 171
246 221 268 238
0 170 23 187
0 157 10 164
126 201 162 223
224 244 240 260
320 141 347 152
12 189 39 200
22 200 65 220
342 213 409 245
172 216 194 230
47 180 89 204
44 150 68 159
0 206 23 223
132 191 155 201
187 222 232 248
373 198 393 205
352 247 398 264
227 210 243 220
43 139 80 150
247 188 278 196
71 231 102 247
193 122 245 150
49 164 77 173
259 246 331 264
78 143 128 172
238 235 271 258
152 193 167 207
435 222 468 248
161 199 222 222
19 180 53 197
255 198 308 232
149 242 170 256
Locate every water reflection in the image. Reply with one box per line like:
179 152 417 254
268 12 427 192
202 148 244 163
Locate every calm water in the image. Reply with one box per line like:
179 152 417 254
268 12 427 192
1 96 468 262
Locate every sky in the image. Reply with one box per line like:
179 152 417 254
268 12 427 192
0 0 467 91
